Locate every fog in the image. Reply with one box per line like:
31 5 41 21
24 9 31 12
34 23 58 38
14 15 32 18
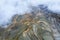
0 0 60 27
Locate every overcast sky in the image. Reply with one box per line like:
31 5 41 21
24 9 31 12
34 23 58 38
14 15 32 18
0 0 60 27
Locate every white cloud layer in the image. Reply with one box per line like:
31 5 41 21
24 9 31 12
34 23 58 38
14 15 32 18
0 0 60 27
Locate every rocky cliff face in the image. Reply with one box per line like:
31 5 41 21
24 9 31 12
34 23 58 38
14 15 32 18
40 5 60 40
31 5 60 40
44 13 60 40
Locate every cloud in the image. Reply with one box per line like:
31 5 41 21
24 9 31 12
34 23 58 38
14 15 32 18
0 0 60 27
0 0 30 26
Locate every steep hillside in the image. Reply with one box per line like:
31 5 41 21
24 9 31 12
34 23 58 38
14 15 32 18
1 10 54 40
1 5 60 40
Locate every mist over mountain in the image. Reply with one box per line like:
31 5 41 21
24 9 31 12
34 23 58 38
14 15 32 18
0 3 60 40
0 0 60 40
0 5 60 40
0 4 60 27
0 0 60 27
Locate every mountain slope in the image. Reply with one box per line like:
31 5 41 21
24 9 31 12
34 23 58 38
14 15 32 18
1 5 60 40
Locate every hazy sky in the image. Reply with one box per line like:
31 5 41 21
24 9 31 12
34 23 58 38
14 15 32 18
0 0 60 27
